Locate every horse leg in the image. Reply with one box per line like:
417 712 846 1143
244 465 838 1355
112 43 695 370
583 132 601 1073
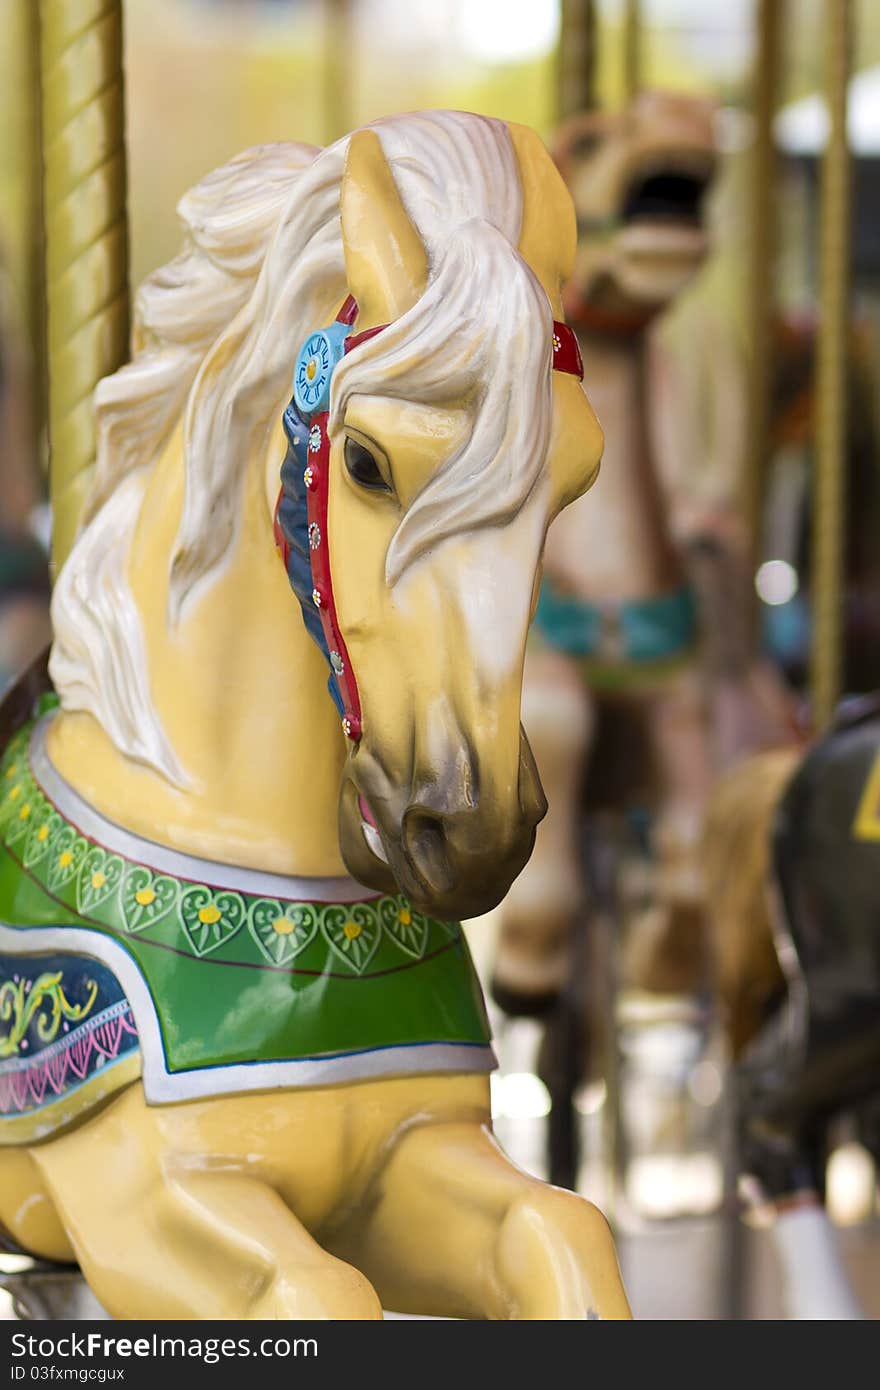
737 1070 864 1320
162 1166 384 1321
744 1128 864 1319
770 1197 864 1320
621 665 713 995
28 1091 382 1320
492 644 595 1015
326 1118 631 1319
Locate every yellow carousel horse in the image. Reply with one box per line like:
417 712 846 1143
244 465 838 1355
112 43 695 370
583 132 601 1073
0 113 630 1319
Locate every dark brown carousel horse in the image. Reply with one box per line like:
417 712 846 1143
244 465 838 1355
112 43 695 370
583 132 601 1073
704 693 880 1317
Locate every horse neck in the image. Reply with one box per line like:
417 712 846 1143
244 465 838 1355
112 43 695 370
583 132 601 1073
47 422 349 879
579 331 659 501
546 328 682 602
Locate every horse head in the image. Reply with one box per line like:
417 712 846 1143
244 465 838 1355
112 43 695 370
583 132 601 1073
274 125 603 919
554 90 716 328
50 113 603 923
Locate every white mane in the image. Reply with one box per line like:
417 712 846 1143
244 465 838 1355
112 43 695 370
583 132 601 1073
50 111 555 785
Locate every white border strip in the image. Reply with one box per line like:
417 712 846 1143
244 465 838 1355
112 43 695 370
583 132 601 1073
29 715 375 905
0 926 496 1102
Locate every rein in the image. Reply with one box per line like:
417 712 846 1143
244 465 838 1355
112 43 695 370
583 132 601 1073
274 296 584 744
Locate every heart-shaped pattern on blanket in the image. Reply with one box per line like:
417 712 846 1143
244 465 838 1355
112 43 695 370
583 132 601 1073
46 826 88 895
247 899 319 967
77 846 125 917
0 765 34 835
321 902 381 975
180 886 245 957
3 773 38 848
378 895 429 959
120 865 179 935
23 805 62 870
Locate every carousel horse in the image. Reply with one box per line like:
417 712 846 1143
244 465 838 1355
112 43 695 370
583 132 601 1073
0 113 631 1319
704 694 880 1318
493 92 720 1017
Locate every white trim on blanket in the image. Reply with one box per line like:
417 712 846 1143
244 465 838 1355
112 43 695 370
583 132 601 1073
30 715 376 905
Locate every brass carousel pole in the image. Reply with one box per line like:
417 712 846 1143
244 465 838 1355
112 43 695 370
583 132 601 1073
557 0 597 121
324 0 353 145
810 0 852 729
23 0 47 490
721 0 786 1323
622 0 641 106
608 0 640 1231
547 0 599 1204
742 0 783 575
38 0 130 577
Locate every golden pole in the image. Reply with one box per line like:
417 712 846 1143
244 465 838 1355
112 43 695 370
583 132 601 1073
742 0 782 578
557 0 597 122
622 0 640 106
23 0 47 489
38 0 130 576
324 0 353 144
811 0 852 728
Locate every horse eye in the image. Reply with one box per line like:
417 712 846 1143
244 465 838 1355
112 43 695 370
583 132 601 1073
344 436 390 492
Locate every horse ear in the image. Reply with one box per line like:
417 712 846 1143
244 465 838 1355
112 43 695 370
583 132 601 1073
340 129 428 330
506 123 577 319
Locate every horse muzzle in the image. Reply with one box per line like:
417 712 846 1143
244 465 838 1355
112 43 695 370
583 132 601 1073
339 731 547 921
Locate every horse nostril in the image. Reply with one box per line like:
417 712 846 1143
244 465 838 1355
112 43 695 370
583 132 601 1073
401 807 456 896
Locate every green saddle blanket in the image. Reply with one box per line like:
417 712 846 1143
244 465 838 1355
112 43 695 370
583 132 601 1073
0 713 494 1143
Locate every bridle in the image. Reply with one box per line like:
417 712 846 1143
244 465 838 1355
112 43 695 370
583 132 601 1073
274 295 584 744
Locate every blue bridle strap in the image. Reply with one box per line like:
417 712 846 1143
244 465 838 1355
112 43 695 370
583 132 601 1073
277 401 345 718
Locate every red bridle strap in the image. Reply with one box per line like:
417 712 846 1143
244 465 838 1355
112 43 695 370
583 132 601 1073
343 307 585 381
277 300 584 744
302 412 362 740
